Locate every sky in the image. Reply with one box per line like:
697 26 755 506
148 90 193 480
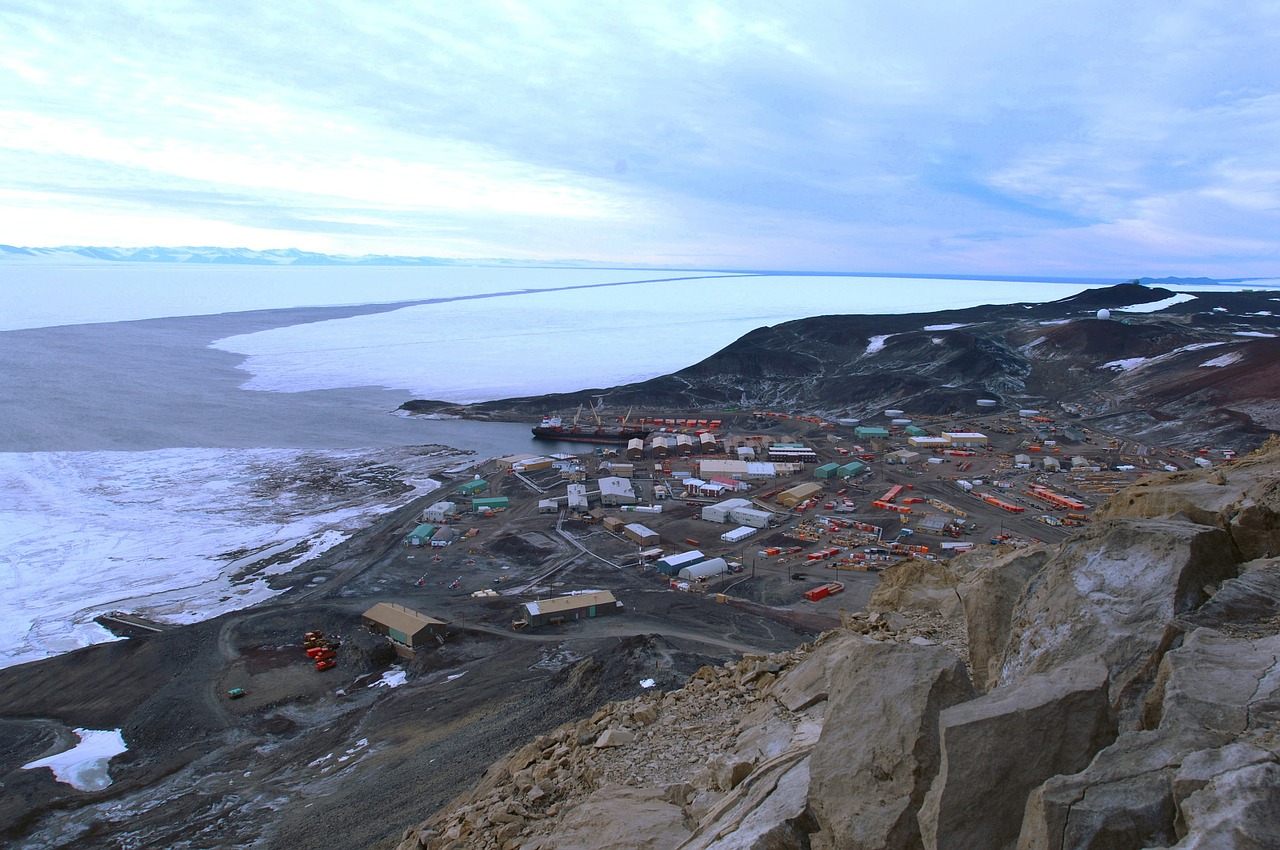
1 1 1278 277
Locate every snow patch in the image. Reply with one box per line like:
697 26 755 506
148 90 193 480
23 728 128 791
1171 342 1226 353
1200 352 1244 368
369 666 407 689
1116 293 1197 313
1233 331 1277 338
923 323 968 331
1038 319 1071 325
864 334 894 354
1100 357 1150 372
640 678 656 689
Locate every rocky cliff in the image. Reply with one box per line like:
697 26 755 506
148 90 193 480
394 438 1280 850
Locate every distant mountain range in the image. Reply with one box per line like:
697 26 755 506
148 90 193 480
2 245 1265 285
0 244 625 268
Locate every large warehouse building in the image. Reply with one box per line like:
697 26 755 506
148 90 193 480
515 590 622 628
362 603 448 650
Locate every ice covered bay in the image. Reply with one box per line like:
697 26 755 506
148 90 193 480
212 274 1101 401
0 446 460 669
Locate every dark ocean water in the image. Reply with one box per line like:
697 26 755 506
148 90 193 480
0 302 554 456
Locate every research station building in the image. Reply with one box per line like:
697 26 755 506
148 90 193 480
362 603 448 650
516 590 622 627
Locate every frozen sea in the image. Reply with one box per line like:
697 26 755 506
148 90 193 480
0 262 1188 668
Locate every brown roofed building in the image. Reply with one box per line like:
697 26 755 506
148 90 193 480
515 590 622 628
362 603 447 649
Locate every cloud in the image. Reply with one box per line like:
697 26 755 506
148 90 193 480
1 1 1278 275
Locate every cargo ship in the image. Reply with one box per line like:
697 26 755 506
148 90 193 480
531 405 650 445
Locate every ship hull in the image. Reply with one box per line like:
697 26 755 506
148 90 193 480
531 426 650 445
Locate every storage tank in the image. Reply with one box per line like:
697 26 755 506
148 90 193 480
976 399 998 407
891 418 911 425
884 408 904 416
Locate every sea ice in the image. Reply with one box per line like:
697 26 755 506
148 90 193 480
0 446 458 669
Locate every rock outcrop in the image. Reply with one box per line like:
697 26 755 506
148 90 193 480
395 442 1280 850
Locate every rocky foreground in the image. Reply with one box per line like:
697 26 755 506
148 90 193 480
396 439 1280 850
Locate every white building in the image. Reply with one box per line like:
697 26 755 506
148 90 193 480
702 497 752 523
728 506 773 528
422 501 457 523
568 482 590 511
721 526 757 543
599 476 638 506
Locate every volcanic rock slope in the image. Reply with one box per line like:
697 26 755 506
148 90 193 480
397 438 1280 850
440 283 1280 451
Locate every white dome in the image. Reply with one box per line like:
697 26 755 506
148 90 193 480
1097 308 1111 320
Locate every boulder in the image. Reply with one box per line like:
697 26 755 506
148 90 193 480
678 751 814 850
955 545 1051 691
1096 438 1280 561
542 785 689 850
1169 761 1280 849
807 637 975 850
996 518 1238 725
918 658 1113 850
1017 630 1280 849
868 558 965 621
1185 557 1280 631
1016 728 1210 850
770 633 862 713
594 728 636 748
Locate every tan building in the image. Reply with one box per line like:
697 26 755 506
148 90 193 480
516 590 622 627
777 482 823 507
362 603 447 649
942 432 989 448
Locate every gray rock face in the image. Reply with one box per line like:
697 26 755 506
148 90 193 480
770 633 858 713
1168 761 1280 849
1186 557 1280 632
997 518 1238 725
918 658 1114 850
1017 630 1280 850
543 785 690 850
1097 446 1280 562
807 637 974 850
956 545 1050 692
867 558 965 621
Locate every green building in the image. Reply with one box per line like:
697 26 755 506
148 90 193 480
473 496 510 511
905 425 928 437
855 426 890 439
814 462 841 479
837 461 866 477
405 523 438 546
457 478 489 496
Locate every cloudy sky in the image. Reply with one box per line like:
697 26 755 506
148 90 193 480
2 2 1278 276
